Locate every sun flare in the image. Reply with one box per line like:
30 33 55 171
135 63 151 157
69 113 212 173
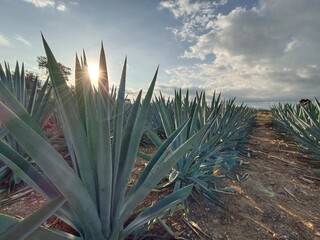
88 63 100 88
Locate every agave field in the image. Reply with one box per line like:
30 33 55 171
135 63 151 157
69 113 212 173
0 36 254 239
0 37 319 240
272 102 320 170
141 91 254 205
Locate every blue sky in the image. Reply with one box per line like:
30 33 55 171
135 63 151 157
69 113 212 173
1 0 320 108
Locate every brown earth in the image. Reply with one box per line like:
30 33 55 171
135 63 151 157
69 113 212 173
1 110 320 239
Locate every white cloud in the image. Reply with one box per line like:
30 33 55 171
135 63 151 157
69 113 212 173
0 33 11 47
159 0 226 41
56 3 67 12
22 0 71 11
160 0 320 106
15 35 31 47
23 0 55 8
159 0 226 18
284 38 299 53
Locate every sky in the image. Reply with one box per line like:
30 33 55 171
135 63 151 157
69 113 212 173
1 0 320 109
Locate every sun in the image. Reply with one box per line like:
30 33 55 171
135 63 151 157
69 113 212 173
88 63 100 88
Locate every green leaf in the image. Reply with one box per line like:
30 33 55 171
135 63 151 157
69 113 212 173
42 36 97 202
0 74 45 138
121 123 208 221
121 185 193 238
0 140 58 199
0 195 66 240
0 102 103 239
0 214 80 240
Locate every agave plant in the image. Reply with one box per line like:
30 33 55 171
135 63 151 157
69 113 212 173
0 61 55 191
142 90 254 204
0 36 209 239
271 101 320 165
141 101 169 146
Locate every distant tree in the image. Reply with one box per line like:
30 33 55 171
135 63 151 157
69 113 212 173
25 70 40 90
37 56 71 80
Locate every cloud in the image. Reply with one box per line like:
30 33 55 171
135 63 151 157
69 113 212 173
0 33 11 47
159 0 227 41
56 3 67 12
15 35 31 47
158 0 226 18
22 0 71 11
23 0 55 8
160 0 320 106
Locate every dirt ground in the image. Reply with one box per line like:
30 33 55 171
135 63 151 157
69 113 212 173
1 110 320 239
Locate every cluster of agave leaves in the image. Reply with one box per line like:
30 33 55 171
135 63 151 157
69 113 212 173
142 90 255 205
0 36 254 240
271 102 320 171
0 62 55 192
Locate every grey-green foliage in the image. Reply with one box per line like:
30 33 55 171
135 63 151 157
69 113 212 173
0 62 54 191
141 101 170 146
143 90 255 204
271 101 320 164
0 37 202 239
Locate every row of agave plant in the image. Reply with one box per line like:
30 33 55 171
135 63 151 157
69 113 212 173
142 91 254 205
271 102 320 170
0 61 55 192
0 36 254 239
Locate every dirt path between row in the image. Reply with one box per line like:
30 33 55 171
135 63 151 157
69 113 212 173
184 110 320 240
